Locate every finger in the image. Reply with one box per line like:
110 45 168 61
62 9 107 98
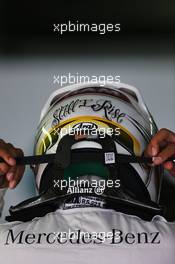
8 147 24 169
144 144 159 158
9 165 25 189
169 166 175 176
0 148 16 166
5 142 15 150
6 165 17 182
145 128 175 158
150 128 175 148
163 161 175 176
13 147 24 159
6 147 25 189
153 144 175 165
0 162 10 175
144 135 162 157
7 145 23 158
163 161 174 170
8 166 24 189
7 148 25 189
13 164 25 186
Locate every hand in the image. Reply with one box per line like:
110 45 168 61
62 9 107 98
0 139 25 189
144 128 175 176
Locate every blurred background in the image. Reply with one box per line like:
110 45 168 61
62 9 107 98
0 0 175 220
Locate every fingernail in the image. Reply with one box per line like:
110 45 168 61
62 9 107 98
153 157 162 165
8 158 16 166
6 172 14 181
9 181 16 189
151 146 158 156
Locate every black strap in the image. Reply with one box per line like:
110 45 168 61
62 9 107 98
1 132 174 166
0 153 174 165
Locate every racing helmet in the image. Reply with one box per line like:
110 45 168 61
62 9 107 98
33 82 163 204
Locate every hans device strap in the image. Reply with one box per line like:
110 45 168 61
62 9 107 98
3 133 167 222
0 133 174 166
0 153 174 166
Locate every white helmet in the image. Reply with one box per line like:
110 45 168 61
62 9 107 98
33 82 163 204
